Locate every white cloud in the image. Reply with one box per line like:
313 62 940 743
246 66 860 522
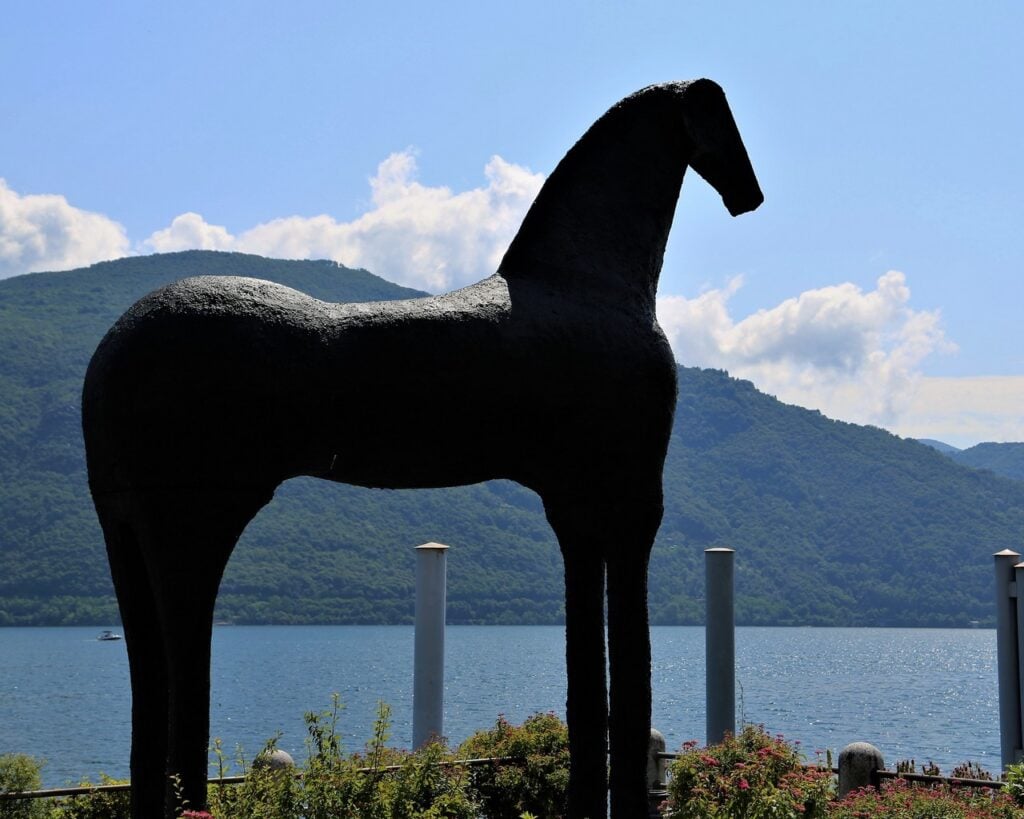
658 271 958 430
0 179 130 279
141 151 545 292
893 376 1024 448
145 212 234 252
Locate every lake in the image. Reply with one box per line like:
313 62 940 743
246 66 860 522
0 625 1001 787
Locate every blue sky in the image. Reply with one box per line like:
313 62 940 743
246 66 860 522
2 1 1021 446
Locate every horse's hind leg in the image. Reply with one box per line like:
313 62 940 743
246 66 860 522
94 495 170 819
136 488 271 817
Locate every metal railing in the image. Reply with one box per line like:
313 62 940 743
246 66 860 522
874 768 1005 791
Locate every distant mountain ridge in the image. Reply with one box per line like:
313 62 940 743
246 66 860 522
919 439 1024 482
917 438 962 455
2 251 1023 627
949 443 1024 482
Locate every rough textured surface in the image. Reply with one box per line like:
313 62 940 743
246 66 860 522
838 742 885 798
82 78 762 818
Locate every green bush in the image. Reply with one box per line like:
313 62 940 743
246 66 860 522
0 754 46 819
8 706 555 819
0 755 131 819
663 725 833 819
456 712 569 819
203 696 477 819
45 775 131 819
1003 760 1024 808
203 735 301 819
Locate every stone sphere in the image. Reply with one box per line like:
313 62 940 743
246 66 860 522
252 749 295 771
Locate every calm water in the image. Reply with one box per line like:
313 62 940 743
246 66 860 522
0 626 1000 787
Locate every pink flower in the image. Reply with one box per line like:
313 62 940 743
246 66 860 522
738 778 750 790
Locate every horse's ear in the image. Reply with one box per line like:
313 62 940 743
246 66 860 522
680 80 764 216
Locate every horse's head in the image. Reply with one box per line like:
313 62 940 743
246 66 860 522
498 78 763 302
675 79 764 216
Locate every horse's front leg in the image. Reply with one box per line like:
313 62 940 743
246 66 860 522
606 498 661 819
545 499 609 819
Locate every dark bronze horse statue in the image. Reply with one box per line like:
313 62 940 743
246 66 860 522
83 78 762 818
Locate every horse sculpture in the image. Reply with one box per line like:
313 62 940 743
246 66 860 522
83 78 762 818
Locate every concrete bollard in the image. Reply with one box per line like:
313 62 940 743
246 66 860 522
413 542 448 748
838 742 884 799
706 547 735 745
647 728 668 817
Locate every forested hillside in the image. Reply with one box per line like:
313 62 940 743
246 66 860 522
659 374 1024 625
2 252 1023 627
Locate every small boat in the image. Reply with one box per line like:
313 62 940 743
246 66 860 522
97 630 123 641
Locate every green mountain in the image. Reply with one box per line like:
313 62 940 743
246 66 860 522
2 251 1023 628
948 443 1024 483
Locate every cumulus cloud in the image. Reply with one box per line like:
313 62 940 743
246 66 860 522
0 179 130 279
145 212 234 252
893 376 1024 448
141 151 544 292
657 271 956 429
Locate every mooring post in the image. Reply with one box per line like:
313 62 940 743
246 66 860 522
647 728 668 818
995 549 1022 769
838 742 884 798
1012 557 1024 768
706 547 735 746
413 542 448 748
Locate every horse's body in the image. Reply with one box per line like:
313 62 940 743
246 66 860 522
83 79 762 818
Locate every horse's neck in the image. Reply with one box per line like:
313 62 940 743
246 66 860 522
498 89 692 311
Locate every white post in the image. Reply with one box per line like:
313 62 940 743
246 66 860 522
413 542 448 748
706 547 735 746
995 549 1021 769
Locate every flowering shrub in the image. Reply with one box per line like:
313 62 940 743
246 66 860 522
829 778 1018 818
662 725 833 819
664 728 1019 819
